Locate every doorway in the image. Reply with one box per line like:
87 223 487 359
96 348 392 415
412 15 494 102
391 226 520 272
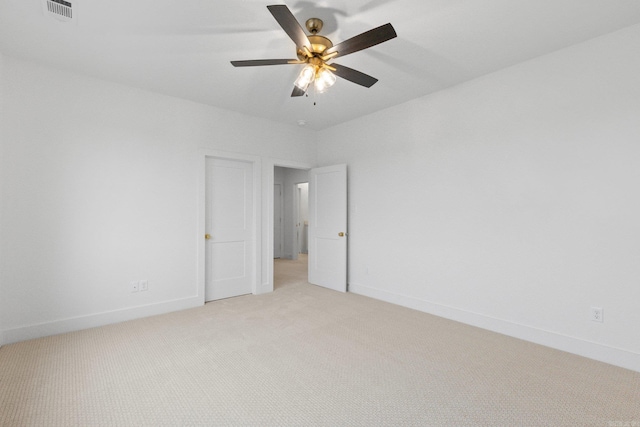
273 253 308 290
270 163 348 293
273 166 309 290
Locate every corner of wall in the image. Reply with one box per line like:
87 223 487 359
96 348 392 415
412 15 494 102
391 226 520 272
2 296 202 345
349 283 640 373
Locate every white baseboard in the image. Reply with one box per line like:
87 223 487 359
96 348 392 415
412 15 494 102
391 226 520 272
1 296 202 345
349 282 640 373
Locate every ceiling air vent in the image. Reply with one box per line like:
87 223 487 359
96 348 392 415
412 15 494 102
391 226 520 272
42 0 76 23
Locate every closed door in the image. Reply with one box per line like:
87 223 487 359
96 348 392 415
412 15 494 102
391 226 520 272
308 164 347 292
205 158 254 301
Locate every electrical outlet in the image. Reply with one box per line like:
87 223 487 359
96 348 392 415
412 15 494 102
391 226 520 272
130 281 139 293
590 307 604 323
139 280 148 292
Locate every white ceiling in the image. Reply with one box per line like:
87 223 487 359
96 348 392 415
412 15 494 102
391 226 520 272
2 0 640 130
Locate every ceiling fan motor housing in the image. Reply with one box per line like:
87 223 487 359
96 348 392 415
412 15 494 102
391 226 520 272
295 18 333 60
298 35 333 59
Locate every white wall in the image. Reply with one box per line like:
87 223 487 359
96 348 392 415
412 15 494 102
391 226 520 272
318 24 640 372
274 167 285 186
0 56 316 343
3 25 640 374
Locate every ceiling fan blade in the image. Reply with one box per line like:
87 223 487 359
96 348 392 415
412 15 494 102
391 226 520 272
231 59 297 67
267 5 312 50
331 63 378 88
324 23 397 59
291 85 307 97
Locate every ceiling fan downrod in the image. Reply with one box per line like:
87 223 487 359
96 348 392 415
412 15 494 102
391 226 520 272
305 18 323 34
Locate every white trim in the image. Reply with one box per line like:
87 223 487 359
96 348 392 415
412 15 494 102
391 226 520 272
292 183 300 260
349 282 640 373
198 149 262 302
2 296 201 345
273 183 284 259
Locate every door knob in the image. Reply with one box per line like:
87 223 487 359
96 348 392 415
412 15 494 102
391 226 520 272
205 234 212 240
338 232 345 237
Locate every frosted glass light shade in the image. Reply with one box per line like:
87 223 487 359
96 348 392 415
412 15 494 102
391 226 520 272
295 65 316 89
314 68 336 92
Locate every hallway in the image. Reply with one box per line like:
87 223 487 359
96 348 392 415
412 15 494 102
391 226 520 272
274 254 308 290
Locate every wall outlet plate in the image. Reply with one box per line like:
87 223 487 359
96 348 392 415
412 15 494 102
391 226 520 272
590 307 604 323
139 280 148 292
130 281 139 293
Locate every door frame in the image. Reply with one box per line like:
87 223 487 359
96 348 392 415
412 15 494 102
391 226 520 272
273 183 284 259
198 150 261 304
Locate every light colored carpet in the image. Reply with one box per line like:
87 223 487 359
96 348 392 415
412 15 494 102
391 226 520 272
1 255 639 426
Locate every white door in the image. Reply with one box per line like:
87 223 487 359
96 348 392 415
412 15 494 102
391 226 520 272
308 164 347 292
274 183 283 258
205 158 254 301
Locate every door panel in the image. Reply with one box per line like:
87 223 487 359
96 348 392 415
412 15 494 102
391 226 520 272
210 241 246 281
308 164 347 292
205 158 253 301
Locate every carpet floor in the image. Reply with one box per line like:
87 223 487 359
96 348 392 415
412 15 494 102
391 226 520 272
1 256 639 426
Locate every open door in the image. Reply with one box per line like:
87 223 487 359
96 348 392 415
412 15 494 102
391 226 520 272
308 164 347 292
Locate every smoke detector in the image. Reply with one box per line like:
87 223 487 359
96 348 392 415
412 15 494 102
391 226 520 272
42 0 76 24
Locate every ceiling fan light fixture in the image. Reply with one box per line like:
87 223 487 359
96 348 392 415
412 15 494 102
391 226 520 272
314 67 336 92
231 5 397 98
295 64 316 89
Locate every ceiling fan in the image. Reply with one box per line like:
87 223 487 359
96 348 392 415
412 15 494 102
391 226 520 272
230 4 397 97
